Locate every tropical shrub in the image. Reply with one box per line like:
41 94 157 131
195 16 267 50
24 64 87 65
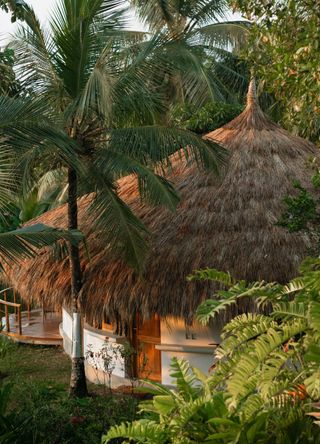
103 260 320 443
192 264 320 413
277 174 320 254
103 359 320 443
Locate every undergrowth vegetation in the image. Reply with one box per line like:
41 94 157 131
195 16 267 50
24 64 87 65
0 341 139 444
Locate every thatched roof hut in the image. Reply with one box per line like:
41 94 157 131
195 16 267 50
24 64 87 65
3 81 319 323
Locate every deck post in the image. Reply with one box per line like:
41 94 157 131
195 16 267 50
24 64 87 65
18 307 22 335
4 304 10 333
13 290 18 319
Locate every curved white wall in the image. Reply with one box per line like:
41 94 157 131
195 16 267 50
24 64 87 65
61 308 126 383
83 327 125 378
61 309 221 387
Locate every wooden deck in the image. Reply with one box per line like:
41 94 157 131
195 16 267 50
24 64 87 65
1 309 63 346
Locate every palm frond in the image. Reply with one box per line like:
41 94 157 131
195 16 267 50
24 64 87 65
194 21 250 49
186 0 230 29
108 125 227 173
89 183 149 271
95 149 180 210
0 95 80 198
272 301 307 320
0 224 83 266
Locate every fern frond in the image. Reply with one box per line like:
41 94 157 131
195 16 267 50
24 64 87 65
169 358 199 400
102 420 168 444
170 395 212 431
308 301 320 333
281 279 305 295
222 313 272 336
226 320 307 405
188 268 235 287
220 314 276 358
272 301 307 320
239 393 264 420
305 371 320 400
196 297 238 325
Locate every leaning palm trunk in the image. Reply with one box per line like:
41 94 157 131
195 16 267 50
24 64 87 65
67 167 88 397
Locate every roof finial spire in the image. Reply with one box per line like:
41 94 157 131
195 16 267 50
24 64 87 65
247 78 257 106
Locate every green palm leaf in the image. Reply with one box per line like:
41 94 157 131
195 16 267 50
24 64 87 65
0 224 83 265
89 185 149 271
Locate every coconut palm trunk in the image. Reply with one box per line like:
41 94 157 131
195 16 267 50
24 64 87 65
67 167 88 397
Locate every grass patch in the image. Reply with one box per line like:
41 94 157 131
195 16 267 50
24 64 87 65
0 337 139 444
0 341 70 388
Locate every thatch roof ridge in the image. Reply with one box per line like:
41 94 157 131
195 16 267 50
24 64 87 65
247 78 257 106
2 84 319 324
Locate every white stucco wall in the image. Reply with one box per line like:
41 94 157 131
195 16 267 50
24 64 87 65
83 327 125 378
161 317 220 346
61 308 126 380
159 317 221 386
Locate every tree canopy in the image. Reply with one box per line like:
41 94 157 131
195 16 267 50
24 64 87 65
233 0 320 143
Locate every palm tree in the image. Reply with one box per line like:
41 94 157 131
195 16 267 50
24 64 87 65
130 0 249 108
0 95 83 266
10 0 226 397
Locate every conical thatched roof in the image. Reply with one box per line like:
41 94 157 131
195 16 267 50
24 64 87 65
3 81 319 323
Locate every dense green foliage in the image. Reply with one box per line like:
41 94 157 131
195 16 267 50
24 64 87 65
130 0 249 110
171 101 243 134
277 172 320 255
278 181 319 234
104 261 320 442
234 0 320 143
0 48 20 96
103 360 320 443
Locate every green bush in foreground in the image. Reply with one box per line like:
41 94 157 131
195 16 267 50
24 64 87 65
104 259 320 443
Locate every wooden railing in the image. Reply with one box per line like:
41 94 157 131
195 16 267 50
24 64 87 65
0 289 23 336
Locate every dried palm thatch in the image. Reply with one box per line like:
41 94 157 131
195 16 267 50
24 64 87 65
2 80 319 324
